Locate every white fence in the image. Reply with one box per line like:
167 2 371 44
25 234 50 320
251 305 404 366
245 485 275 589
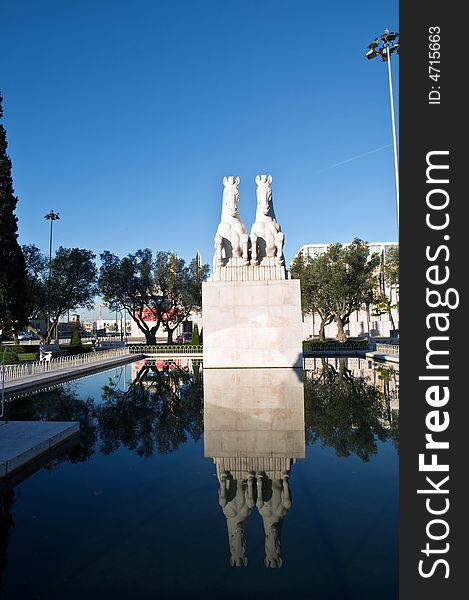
2 347 132 383
375 343 399 355
129 345 204 355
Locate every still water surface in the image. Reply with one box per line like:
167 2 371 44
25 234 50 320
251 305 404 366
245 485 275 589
1 358 398 599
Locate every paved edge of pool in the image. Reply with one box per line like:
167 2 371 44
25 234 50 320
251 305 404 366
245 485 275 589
3 353 145 397
0 420 80 481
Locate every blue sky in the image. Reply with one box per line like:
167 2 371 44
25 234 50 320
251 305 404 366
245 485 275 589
2 0 398 278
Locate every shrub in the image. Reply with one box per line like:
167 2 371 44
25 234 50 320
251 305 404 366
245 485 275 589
70 328 82 347
60 345 93 356
191 324 200 345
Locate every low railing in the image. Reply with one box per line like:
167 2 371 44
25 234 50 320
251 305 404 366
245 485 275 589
376 343 399 355
2 347 133 383
129 345 203 355
303 341 374 354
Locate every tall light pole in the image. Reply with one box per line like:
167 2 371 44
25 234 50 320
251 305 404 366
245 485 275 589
366 29 399 235
44 210 60 339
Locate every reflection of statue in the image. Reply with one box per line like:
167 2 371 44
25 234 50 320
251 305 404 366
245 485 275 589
214 462 295 568
257 471 291 568
214 176 249 268
250 174 284 266
217 467 254 567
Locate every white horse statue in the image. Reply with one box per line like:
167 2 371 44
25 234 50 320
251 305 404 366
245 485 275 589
250 174 285 266
214 176 249 267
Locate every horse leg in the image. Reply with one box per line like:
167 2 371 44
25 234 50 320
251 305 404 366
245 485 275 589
250 232 258 265
215 234 223 266
241 233 249 265
275 231 285 265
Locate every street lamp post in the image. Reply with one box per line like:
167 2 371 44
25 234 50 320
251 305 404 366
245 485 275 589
44 210 60 340
366 29 399 234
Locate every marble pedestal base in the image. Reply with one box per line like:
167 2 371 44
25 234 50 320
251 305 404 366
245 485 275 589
202 279 303 368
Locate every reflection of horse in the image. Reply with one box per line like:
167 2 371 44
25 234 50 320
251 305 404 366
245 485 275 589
214 176 249 267
257 471 291 568
250 174 284 266
218 469 254 567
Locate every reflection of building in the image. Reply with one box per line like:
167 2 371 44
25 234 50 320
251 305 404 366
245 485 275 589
204 368 305 568
294 242 399 339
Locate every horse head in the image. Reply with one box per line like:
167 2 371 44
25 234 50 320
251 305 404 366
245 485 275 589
255 174 273 216
222 175 240 217
229 525 248 567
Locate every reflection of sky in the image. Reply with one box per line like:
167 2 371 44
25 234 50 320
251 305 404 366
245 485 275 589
2 364 397 599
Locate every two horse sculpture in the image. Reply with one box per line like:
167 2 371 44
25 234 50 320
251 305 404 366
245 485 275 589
214 174 285 268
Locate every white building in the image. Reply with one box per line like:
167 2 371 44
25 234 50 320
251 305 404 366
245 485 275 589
294 242 399 340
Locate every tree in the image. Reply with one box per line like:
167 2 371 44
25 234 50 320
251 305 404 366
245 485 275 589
99 249 164 345
291 252 334 341
384 246 399 288
42 247 97 343
70 327 82 348
99 249 209 345
22 244 48 335
161 254 209 344
371 247 399 331
191 323 200 345
0 94 28 341
292 239 379 342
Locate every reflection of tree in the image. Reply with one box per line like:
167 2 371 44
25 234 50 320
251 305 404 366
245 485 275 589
304 358 392 461
6 386 97 465
96 363 203 456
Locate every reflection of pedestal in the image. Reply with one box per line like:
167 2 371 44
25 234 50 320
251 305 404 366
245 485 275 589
202 277 303 368
204 368 305 568
204 368 305 459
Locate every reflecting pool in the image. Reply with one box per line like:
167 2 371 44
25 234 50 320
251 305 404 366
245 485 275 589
1 357 398 599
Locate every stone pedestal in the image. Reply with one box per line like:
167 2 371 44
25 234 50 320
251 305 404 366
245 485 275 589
202 277 303 368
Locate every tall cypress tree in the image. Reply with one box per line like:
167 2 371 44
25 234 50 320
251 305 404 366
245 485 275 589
0 93 28 338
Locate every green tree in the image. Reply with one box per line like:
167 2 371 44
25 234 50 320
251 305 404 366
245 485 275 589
384 246 399 287
291 252 334 340
69 327 82 348
22 244 48 337
162 254 209 344
0 94 28 341
372 247 399 331
44 247 97 343
191 323 200 345
99 249 157 344
292 239 379 342
99 249 209 345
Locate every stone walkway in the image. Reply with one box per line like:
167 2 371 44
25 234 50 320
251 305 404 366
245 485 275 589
3 353 144 397
0 421 79 480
